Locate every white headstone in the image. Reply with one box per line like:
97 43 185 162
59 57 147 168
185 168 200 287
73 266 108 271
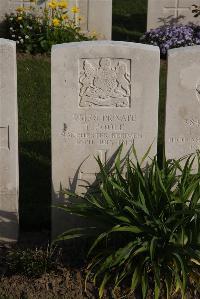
68 0 112 39
0 0 20 24
0 39 18 242
52 41 160 237
0 0 21 22
147 0 200 30
0 0 8 23
165 46 200 162
5 0 112 40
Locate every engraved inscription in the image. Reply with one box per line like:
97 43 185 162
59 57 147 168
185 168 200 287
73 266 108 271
169 136 200 151
0 126 9 149
185 119 200 127
61 112 142 146
79 58 131 108
169 117 200 152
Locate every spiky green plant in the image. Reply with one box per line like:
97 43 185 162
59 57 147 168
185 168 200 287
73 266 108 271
56 146 200 298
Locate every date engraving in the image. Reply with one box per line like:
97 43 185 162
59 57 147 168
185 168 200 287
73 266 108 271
61 111 142 146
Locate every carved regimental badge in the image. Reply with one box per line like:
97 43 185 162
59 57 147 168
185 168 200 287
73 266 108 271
79 58 131 108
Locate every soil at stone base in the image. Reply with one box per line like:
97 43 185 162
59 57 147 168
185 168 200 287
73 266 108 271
0 232 199 299
0 268 97 299
0 269 199 299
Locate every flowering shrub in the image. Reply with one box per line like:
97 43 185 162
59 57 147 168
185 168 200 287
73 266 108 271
140 24 200 57
6 0 95 54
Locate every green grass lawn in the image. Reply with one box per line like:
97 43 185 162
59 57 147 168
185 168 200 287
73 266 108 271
17 56 167 231
112 0 147 41
18 56 51 231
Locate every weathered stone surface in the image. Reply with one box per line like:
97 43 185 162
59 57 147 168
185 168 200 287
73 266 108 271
0 0 8 22
52 41 160 237
2 0 112 40
86 0 112 39
0 39 18 242
68 0 112 39
147 0 200 30
165 46 200 162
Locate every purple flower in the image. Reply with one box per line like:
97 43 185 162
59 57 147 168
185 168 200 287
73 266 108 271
140 24 200 57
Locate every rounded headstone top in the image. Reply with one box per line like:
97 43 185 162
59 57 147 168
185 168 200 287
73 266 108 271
52 41 160 53
168 45 200 57
0 38 16 46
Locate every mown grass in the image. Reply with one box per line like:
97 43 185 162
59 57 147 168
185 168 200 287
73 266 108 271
17 56 51 230
112 0 147 41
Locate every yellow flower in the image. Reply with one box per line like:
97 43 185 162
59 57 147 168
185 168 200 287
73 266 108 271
17 16 23 21
52 18 60 26
91 31 97 37
78 16 83 22
48 0 57 9
58 1 68 9
16 7 24 12
61 14 68 20
71 6 79 13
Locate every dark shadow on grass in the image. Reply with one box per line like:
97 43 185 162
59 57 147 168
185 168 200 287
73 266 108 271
113 13 147 32
0 20 8 38
112 13 147 41
19 141 51 232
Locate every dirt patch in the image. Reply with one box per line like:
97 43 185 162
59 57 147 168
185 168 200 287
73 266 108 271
0 232 199 299
0 270 199 299
0 268 97 299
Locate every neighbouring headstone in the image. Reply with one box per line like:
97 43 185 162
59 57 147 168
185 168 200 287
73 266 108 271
147 0 200 30
0 39 18 242
165 46 200 161
0 0 8 23
0 0 9 36
68 0 112 39
52 41 160 237
5 0 112 40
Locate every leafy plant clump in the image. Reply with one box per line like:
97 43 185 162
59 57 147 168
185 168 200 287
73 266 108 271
6 0 95 54
140 24 200 57
56 146 200 298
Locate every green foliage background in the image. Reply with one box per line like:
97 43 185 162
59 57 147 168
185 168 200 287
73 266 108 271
112 0 147 41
